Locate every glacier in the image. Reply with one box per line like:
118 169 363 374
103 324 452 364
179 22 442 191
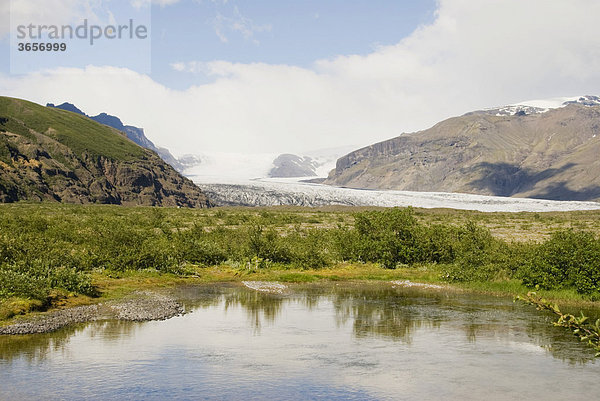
192 177 600 212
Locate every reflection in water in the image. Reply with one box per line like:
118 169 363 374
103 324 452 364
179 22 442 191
1 282 599 400
174 283 599 363
177 283 285 331
0 320 142 363
0 324 83 363
224 290 284 331
331 286 442 343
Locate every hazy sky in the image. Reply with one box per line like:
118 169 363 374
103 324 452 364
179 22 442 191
1 0 600 156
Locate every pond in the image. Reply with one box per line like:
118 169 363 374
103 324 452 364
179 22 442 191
1 282 599 400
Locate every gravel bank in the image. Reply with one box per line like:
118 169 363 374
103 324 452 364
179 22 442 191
108 291 184 321
0 291 184 335
0 305 100 335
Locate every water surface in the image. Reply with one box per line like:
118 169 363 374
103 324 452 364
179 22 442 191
1 282 599 400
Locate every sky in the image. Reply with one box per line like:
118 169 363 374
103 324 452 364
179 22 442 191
1 0 600 158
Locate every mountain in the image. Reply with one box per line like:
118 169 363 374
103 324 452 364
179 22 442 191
266 147 358 179
0 96 210 207
46 102 183 171
269 154 318 178
324 96 600 202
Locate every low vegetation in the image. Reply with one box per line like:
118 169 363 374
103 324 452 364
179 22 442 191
517 290 600 356
1 203 600 320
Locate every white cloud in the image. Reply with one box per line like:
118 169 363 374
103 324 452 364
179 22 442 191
213 6 271 44
170 62 187 72
0 2 8 39
2 0 180 38
2 0 104 38
2 0 600 158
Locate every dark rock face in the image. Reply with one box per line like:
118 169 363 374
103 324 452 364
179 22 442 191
269 153 318 178
2 97 210 207
325 102 600 202
47 102 184 171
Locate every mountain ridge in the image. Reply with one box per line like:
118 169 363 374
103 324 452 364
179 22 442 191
46 102 183 171
325 97 600 202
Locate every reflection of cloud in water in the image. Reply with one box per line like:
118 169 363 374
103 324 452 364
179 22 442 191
0 323 84 363
180 283 599 363
223 289 284 332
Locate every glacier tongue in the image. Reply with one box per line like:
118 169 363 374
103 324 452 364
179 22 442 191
193 178 600 212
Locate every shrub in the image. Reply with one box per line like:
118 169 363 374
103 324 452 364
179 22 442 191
245 223 292 263
519 230 600 294
0 265 49 300
353 207 424 268
49 267 95 296
177 237 228 266
0 261 94 300
455 221 498 267
332 225 362 262
288 229 331 269
421 224 460 264
442 222 514 282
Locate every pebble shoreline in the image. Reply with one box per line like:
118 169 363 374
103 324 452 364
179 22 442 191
0 291 184 335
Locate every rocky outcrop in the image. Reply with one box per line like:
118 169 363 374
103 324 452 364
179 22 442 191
325 100 600 202
1 97 210 207
269 153 318 178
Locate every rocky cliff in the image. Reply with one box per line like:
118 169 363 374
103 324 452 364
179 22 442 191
269 154 318 178
325 97 600 202
0 97 210 207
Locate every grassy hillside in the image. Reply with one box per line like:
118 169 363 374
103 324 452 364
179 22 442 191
0 96 209 206
0 96 144 161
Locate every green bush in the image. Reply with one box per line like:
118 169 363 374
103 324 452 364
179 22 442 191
0 261 94 300
420 224 460 264
2 204 600 302
0 265 49 300
288 229 331 269
332 225 362 262
245 223 292 263
519 230 600 294
49 267 95 296
438 221 521 283
352 207 424 268
176 235 228 266
454 221 499 267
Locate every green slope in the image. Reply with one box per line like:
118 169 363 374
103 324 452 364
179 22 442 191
0 96 144 161
0 96 209 207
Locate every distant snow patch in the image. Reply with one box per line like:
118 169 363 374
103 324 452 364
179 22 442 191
488 105 549 116
482 95 600 117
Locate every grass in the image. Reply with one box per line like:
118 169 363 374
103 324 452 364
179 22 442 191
1 202 600 322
